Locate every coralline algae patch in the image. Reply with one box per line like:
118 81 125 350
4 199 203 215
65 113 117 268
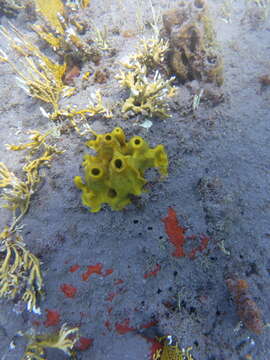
162 207 209 259
28 208 208 357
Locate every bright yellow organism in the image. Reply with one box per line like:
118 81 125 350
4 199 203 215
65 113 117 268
74 127 168 212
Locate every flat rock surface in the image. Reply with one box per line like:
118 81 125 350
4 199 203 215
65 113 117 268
0 0 270 359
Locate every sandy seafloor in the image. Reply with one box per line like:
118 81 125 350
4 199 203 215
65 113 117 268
0 0 270 359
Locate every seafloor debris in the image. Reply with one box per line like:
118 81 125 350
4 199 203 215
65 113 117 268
74 127 168 212
226 275 264 334
22 323 79 359
162 0 223 85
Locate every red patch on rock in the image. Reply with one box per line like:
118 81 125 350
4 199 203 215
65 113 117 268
114 279 124 285
146 337 163 359
115 318 135 334
188 235 209 259
102 268 114 277
69 264 80 273
162 207 186 257
162 207 209 259
104 320 112 331
144 264 161 279
106 292 116 302
60 283 77 298
44 309 60 327
140 320 158 329
82 263 103 281
75 337 93 351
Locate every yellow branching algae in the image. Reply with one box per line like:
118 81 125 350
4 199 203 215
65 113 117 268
51 90 112 125
22 323 79 360
116 62 175 118
74 127 168 212
0 229 43 314
130 37 169 70
0 25 74 120
153 336 194 360
34 0 65 34
1 130 63 229
0 130 62 312
116 35 175 118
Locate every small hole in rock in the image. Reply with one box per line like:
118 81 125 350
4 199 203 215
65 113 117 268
189 307 197 315
92 168 100 176
173 271 178 277
133 220 139 224
157 288 162 294
147 226 153 230
108 188 117 198
115 159 122 169
180 300 186 308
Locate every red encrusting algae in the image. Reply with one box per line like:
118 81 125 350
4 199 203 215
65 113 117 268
82 263 103 281
162 207 186 257
69 264 80 272
104 320 112 331
44 309 60 327
105 292 117 302
140 320 158 329
162 207 209 259
60 283 77 298
115 318 135 334
102 268 114 277
146 337 163 359
144 264 161 279
188 235 209 259
114 279 124 285
75 337 94 351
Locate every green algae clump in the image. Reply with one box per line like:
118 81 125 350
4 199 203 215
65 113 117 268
74 127 168 212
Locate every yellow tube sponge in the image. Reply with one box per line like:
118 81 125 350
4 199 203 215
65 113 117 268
74 127 168 212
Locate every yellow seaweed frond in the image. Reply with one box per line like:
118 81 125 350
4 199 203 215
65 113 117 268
0 25 69 117
82 0 91 7
0 162 31 218
91 23 111 51
116 62 176 118
66 0 91 10
153 336 194 360
34 0 65 34
0 231 43 313
23 324 79 360
1 131 63 229
6 130 49 156
130 37 169 70
31 24 61 50
50 90 112 134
